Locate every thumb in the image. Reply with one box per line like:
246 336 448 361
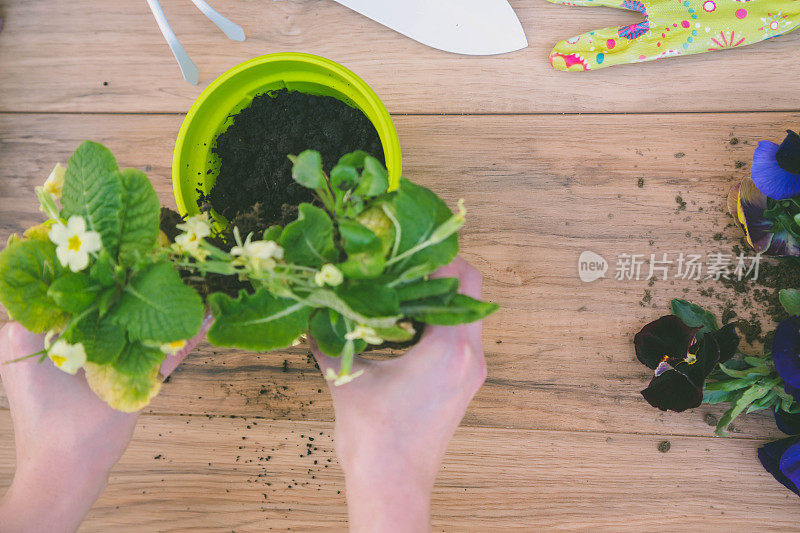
160 312 213 379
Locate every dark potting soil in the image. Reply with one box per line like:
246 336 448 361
206 89 385 224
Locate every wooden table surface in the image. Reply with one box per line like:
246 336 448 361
1 0 800 530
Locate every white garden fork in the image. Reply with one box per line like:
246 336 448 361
146 0 246 85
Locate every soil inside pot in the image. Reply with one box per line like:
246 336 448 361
205 88 385 225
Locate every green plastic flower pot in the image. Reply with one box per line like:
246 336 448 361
172 53 402 225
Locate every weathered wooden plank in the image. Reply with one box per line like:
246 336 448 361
0 112 797 440
0 0 798 114
0 412 795 531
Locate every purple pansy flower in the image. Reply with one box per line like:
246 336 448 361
751 130 800 200
772 316 800 390
727 177 800 256
758 437 800 496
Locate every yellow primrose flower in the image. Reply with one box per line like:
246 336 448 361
49 215 102 272
231 237 283 272
324 367 365 386
43 163 67 196
160 339 187 355
345 325 383 345
48 339 87 375
176 214 212 240
314 264 344 287
172 214 212 260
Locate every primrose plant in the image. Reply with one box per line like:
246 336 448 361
172 150 498 384
0 141 205 412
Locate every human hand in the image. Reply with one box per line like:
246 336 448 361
0 315 212 533
311 257 488 533
548 0 799 71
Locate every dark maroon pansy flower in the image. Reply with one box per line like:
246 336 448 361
635 316 738 413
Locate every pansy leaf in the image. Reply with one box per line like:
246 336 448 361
47 272 101 314
309 309 366 358
208 288 312 351
280 204 336 267
716 377 780 436
400 293 498 326
63 311 126 365
84 341 165 413
781 289 800 316
289 150 326 190
117 168 160 267
61 141 124 254
0 239 68 333
112 261 204 343
670 299 718 336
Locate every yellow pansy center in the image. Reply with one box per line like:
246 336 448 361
51 355 66 367
68 234 82 251
686 352 698 365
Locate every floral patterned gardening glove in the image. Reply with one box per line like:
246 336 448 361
547 0 800 71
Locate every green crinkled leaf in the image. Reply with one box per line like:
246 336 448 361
338 219 384 279
208 289 312 351
396 277 459 303
401 293 498 326
336 281 399 318
61 141 124 254
309 309 365 358
670 299 718 337
305 289 401 329
89 250 118 287
63 311 126 365
280 204 337 267
262 225 283 242
337 151 369 168
84 341 165 413
331 164 359 192
354 156 389 197
780 288 800 316
47 272 101 314
390 179 458 273
112 261 204 342
289 150 326 189
374 323 415 343
117 168 160 267
0 240 68 333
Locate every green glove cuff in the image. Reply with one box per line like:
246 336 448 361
548 0 800 71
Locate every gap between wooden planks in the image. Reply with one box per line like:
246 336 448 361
0 0 798 114
1 112 799 441
0 411 797 531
